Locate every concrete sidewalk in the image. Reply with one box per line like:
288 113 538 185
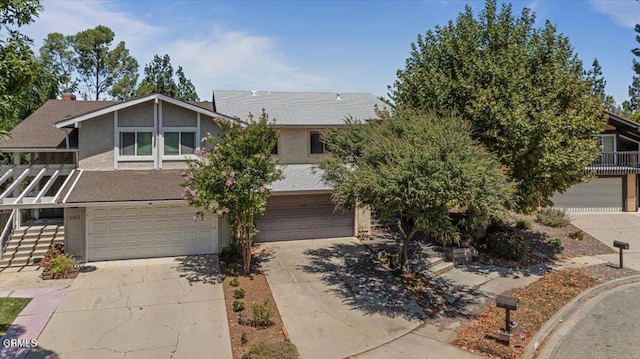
572 213 640 271
0 286 69 359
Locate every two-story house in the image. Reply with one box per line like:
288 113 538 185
553 111 640 212
0 91 381 267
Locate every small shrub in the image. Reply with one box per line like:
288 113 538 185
48 254 75 275
233 288 246 299
548 237 563 248
516 220 532 230
238 313 250 325
488 233 529 260
233 300 245 312
241 341 299 359
568 231 584 241
240 331 248 346
230 277 240 287
536 208 570 228
250 299 274 328
39 242 65 269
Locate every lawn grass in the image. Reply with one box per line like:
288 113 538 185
0 297 32 336
454 268 599 359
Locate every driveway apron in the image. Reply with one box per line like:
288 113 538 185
259 238 425 359
25 256 232 359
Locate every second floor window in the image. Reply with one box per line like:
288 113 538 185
120 132 152 156
310 131 326 154
164 131 196 156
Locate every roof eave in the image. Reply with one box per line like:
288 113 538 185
55 94 227 129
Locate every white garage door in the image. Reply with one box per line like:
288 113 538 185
552 177 623 212
87 205 217 261
255 194 354 242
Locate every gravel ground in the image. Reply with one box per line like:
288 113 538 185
510 214 615 258
580 263 639 281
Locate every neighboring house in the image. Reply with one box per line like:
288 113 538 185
553 111 640 212
213 90 384 242
0 91 382 265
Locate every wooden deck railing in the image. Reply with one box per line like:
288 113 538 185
587 151 640 175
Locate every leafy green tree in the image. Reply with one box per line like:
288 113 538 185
0 0 55 131
633 24 640 75
72 25 138 100
388 0 603 213
622 76 640 121
39 32 77 94
137 54 199 101
320 110 514 269
587 59 616 111
182 111 281 273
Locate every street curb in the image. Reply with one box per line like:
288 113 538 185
522 274 640 359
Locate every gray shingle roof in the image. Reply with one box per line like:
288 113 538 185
64 170 185 203
0 99 215 150
268 164 333 193
213 90 386 126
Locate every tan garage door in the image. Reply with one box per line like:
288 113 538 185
255 194 354 242
87 205 218 261
552 177 623 212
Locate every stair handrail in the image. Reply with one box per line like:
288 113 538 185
0 209 16 259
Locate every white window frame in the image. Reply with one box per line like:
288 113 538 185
597 134 616 152
118 127 155 162
162 127 199 161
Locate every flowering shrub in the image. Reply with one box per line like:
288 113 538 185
182 110 282 272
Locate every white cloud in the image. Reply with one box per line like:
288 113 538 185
164 28 332 100
24 0 163 50
21 0 331 100
589 0 640 29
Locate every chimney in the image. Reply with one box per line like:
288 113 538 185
336 93 342 101
62 93 77 101
211 90 217 112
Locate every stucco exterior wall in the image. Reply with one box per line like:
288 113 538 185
64 207 86 261
118 102 154 127
78 113 113 170
218 215 232 249
200 115 221 143
163 102 197 127
355 205 371 236
161 161 189 170
276 128 326 164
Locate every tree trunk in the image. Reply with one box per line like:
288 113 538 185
400 227 418 271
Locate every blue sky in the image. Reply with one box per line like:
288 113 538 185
22 0 640 104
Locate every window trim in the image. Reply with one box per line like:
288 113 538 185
118 128 155 161
597 134 616 152
162 127 199 160
309 130 326 155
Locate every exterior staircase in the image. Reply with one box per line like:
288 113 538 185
0 224 64 268
419 244 455 279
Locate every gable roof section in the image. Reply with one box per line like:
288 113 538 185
0 100 118 150
55 94 222 128
213 90 387 126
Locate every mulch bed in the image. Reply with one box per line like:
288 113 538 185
220 251 288 359
580 263 639 282
454 268 600 359
476 214 615 270
511 213 615 259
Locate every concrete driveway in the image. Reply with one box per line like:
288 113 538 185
26 256 232 359
571 213 640 270
258 238 425 359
